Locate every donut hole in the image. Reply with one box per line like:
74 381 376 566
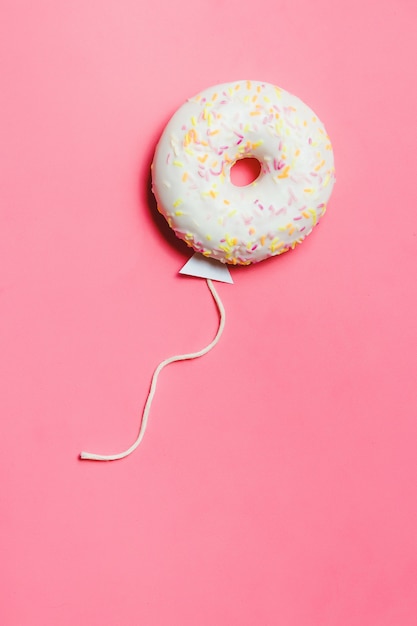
230 157 262 186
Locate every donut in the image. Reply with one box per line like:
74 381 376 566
151 80 335 265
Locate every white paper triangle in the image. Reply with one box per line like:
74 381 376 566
179 253 233 284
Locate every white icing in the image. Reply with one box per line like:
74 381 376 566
152 80 335 265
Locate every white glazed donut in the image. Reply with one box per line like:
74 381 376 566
152 80 335 265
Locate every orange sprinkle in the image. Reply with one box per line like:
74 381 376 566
198 154 208 163
295 149 300 157
234 84 240 90
252 95 257 103
277 165 290 178
246 80 251 90
257 85 261 93
249 227 256 235
223 199 230 205
314 160 325 171
260 235 266 246
212 92 218 101
250 111 261 116
182 172 188 182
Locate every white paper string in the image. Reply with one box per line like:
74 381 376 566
80 278 225 461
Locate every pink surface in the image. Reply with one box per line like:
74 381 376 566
1 1 417 624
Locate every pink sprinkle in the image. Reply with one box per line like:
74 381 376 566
166 153 171 164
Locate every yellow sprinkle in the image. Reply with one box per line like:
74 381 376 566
184 147 194 156
225 234 237 247
323 173 331 187
191 116 197 126
202 250 212 256
269 239 285 253
206 234 212 241
309 209 317 225
173 198 183 208
320 204 327 216
173 160 184 167
243 95 250 104
263 96 270 103
174 210 184 216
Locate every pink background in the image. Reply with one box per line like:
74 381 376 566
1 1 417 624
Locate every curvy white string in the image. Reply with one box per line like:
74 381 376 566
80 278 225 461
